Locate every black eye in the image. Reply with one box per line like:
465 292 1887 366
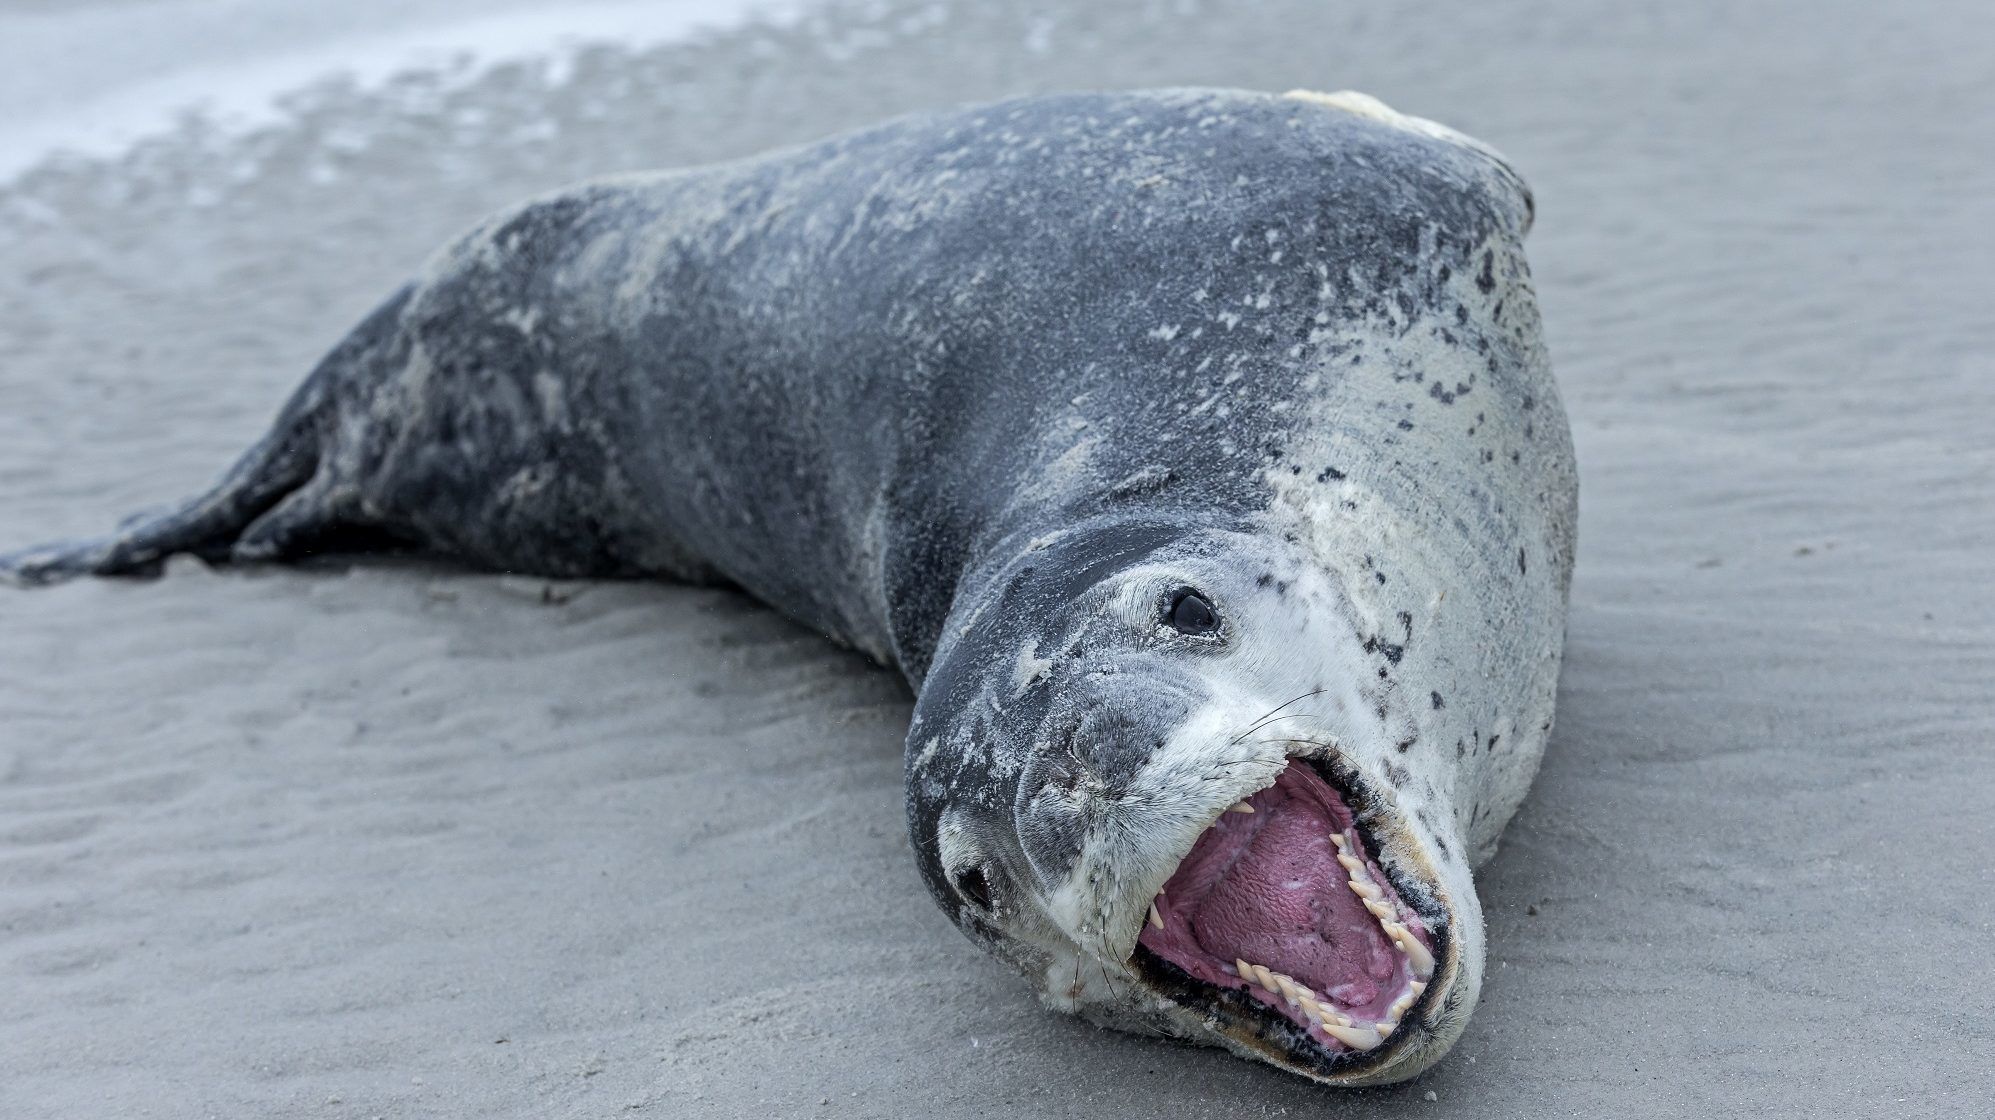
1168 588 1219 635
953 865 994 912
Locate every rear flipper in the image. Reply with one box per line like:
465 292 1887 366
0 435 313 585
0 288 411 588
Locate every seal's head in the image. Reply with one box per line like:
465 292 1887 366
905 516 1484 1086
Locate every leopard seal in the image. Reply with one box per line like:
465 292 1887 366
0 88 1575 1085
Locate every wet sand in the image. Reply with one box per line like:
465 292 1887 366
2 0 1992 1115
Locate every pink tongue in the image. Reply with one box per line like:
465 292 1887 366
1159 765 1398 1006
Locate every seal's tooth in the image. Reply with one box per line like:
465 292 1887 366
1275 979 1362 1030
1271 972 1309 1007
1347 877 1382 901
1320 1021 1384 1051
1228 802 1256 814
1385 980 1426 1021
1382 921 1438 979
1410 943 1437 980
1147 902 1164 930
1329 833 1349 850
1363 898 1395 920
1237 958 1275 993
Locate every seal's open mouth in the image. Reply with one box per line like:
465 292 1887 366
1136 760 1437 1056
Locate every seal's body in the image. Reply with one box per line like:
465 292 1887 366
2 89 1574 1085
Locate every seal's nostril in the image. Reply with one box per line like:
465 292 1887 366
954 865 995 912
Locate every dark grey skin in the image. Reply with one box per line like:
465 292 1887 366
1 89 1572 1085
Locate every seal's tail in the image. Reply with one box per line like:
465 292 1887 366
0 287 412 588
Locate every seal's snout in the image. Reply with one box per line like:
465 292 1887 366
1014 683 1196 900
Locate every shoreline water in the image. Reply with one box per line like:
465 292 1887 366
0 0 803 183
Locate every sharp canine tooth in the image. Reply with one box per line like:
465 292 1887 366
1382 921 1438 979
1148 902 1164 930
1334 853 1363 873
1348 878 1382 900
1329 833 1348 850
1229 802 1255 813
1411 944 1437 979
1364 898 1395 920
1320 1022 1383 1051
1407 940 1436 978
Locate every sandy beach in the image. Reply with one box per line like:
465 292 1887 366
2 0 1992 1115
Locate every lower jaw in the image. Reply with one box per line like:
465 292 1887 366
1128 941 1453 1084
1117 934 1460 1086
